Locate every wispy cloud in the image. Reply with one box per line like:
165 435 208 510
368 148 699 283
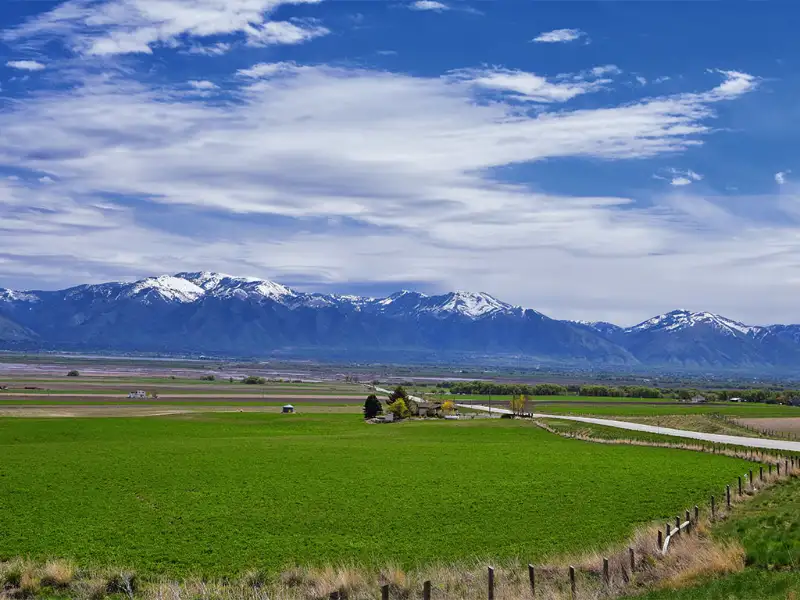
246 19 329 46
186 42 231 56
775 171 790 185
532 28 586 44
237 61 301 78
6 60 45 71
2 0 328 56
451 66 613 103
408 1 449 11
709 69 758 98
188 80 218 90
654 168 704 186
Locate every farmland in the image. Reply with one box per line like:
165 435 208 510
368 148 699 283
0 413 751 578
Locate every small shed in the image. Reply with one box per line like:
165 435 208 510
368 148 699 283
282 404 295 414
128 390 147 399
690 394 707 404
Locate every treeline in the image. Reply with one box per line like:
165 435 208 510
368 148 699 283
436 381 800 405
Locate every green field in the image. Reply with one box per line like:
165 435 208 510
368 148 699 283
0 414 751 577
628 476 800 599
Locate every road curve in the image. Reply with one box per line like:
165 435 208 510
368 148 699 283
456 404 800 452
373 388 800 452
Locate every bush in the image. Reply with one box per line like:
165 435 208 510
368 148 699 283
200 374 216 381
386 398 411 419
67 370 80 377
363 395 383 419
243 376 266 385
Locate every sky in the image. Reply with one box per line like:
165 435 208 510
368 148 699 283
0 0 799 326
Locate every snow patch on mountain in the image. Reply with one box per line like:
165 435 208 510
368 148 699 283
424 291 514 319
124 275 205 303
0 289 39 303
176 272 295 301
628 310 760 336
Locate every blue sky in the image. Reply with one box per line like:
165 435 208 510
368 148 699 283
0 0 798 325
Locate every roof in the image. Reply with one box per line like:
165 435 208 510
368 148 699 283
283 404 294 408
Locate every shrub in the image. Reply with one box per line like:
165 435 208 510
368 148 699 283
363 395 383 419
386 398 411 419
67 370 80 377
200 374 216 381
243 376 266 385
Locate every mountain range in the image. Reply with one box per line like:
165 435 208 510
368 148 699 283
1 272 799 371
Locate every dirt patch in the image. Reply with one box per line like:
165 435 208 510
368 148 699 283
0 405 362 418
737 417 800 435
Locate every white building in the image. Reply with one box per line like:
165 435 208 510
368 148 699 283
128 390 147 399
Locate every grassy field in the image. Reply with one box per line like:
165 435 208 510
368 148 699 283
0 414 751 578
627 475 800 599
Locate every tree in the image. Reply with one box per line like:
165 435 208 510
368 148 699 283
66 370 80 377
442 400 455 414
388 385 408 404
242 376 266 385
509 394 528 417
363 394 383 419
386 398 411 419
200 374 216 381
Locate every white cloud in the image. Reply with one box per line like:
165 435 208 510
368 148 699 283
591 65 621 77
409 1 449 10
776 171 790 185
0 64 773 323
452 66 611 103
532 28 586 44
188 80 218 90
635 76 647 86
655 168 703 187
2 0 328 56
237 61 301 78
6 60 46 71
709 70 758 98
187 42 231 56
246 20 329 46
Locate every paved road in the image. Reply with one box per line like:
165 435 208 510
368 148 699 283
457 403 800 453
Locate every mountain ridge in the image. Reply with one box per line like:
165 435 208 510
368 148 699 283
0 272 798 371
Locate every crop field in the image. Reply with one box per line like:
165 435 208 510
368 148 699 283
529 402 800 418
0 413 751 578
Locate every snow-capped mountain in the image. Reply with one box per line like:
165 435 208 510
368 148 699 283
2 272 800 371
627 309 760 337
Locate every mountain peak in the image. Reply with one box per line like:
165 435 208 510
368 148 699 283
125 275 205 304
430 290 513 318
628 309 758 336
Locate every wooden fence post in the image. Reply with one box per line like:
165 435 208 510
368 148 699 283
603 558 609 586
569 566 576 599
738 476 742 496
711 495 716 519
785 460 789 475
694 505 699 523
760 466 764 482
685 510 691 534
750 469 754 490
726 485 731 509
528 564 535 597
778 462 781 476
381 584 389 600
423 580 431 600
629 547 635 572
675 516 681 535
488 567 494 600
657 530 663 551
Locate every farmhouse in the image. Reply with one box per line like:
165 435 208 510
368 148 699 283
282 404 295 414
413 400 444 418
